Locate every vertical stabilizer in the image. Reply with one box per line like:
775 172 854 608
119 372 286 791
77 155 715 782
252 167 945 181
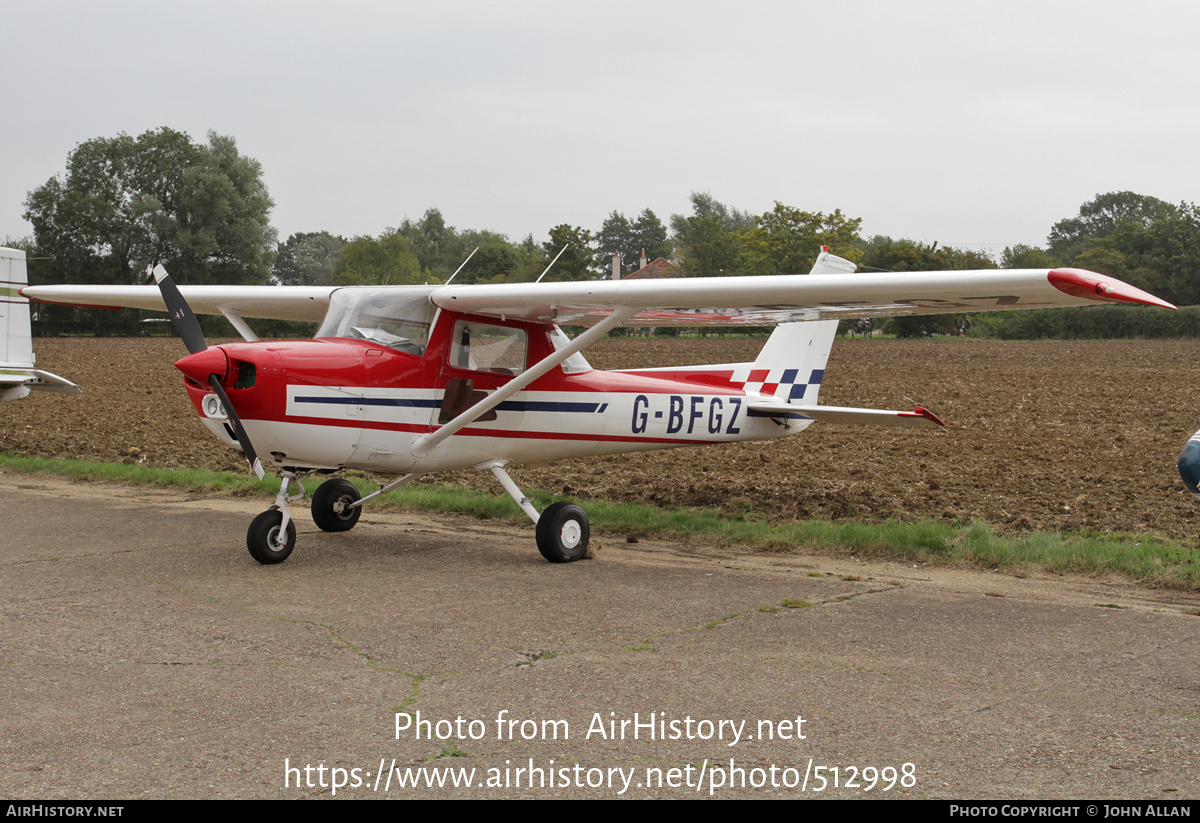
0 247 79 400
1 247 34 371
737 248 856 407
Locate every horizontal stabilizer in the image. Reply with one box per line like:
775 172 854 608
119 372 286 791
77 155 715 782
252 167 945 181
0 367 81 401
26 368 82 394
749 402 945 427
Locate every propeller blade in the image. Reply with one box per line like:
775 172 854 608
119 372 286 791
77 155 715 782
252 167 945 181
151 264 265 481
208 375 266 480
149 264 208 355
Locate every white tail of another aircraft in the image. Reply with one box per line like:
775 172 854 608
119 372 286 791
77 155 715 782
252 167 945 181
0 247 79 401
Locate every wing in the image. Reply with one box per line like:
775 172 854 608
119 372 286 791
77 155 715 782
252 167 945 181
21 284 338 323
21 268 1172 327
430 268 1174 325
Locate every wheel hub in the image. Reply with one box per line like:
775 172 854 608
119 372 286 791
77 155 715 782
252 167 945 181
559 520 582 549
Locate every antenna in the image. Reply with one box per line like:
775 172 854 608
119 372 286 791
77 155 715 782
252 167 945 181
444 246 479 285
535 245 569 283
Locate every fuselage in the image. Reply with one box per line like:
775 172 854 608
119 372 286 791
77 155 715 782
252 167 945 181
176 307 809 476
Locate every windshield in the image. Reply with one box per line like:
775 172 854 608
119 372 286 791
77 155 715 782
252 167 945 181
317 288 438 355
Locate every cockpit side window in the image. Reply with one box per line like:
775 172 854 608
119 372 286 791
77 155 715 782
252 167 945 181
449 321 527 376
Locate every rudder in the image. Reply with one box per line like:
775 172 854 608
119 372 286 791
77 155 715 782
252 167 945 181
0 247 79 400
738 248 855 406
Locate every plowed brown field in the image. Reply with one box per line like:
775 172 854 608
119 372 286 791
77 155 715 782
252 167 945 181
3 336 1197 540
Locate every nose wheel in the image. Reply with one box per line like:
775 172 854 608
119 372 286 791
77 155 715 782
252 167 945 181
246 471 308 565
247 509 296 564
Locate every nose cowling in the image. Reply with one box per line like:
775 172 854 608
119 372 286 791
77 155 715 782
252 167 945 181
175 347 230 386
1179 430 1200 496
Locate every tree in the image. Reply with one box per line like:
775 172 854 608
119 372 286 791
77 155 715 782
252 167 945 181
541 224 596 281
333 230 422 285
273 231 346 286
670 191 756 237
388 207 539 283
594 211 633 275
670 192 756 276
631 209 672 266
459 242 523 283
1048 191 1172 260
23 127 276 334
737 203 862 275
397 207 458 279
856 236 994 273
593 209 672 276
678 215 741 276
999 244 1058 269
25 128 276 287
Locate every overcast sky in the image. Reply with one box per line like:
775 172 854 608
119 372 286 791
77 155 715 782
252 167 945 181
4 0 1198 260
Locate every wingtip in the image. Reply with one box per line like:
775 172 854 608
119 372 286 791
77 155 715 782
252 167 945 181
1048 268 1176 310
912 406 945 427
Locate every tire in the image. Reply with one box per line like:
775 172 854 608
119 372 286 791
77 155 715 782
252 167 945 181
535 502 590 563
311 479 362 532
247 509 296 564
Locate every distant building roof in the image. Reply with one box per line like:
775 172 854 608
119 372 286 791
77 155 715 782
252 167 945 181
622 257 683 280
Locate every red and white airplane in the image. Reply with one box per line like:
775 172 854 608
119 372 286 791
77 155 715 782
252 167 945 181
3 245 1174 565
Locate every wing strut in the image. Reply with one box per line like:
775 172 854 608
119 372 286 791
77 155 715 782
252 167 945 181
411 304 637 456
219 307 259 342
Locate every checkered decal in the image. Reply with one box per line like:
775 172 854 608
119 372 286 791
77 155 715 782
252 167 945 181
732 367 825 402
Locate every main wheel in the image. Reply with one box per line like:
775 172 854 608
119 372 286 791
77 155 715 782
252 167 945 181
535 501 590 563
247 509 296 564
311 479 362 532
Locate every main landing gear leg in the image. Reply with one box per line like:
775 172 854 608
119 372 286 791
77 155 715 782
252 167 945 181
477 459 591 564
247 471 307 565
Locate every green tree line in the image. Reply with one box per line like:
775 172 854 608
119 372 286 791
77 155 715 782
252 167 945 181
15 128 1200 339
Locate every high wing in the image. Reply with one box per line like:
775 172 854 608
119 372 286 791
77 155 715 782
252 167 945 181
21 267 1173 327
21 284 340 324
429 267 1174 325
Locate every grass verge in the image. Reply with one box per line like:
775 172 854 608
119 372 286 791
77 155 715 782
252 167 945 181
3 452 1197 589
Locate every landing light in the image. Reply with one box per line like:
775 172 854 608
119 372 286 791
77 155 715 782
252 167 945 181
202 393 228 420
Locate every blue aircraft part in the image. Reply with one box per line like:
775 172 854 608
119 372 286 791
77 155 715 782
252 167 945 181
1178 430 1200 496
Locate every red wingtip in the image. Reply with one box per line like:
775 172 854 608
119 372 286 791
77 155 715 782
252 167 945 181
1048 268 1176 310
898 406 945 427
913 406 945 427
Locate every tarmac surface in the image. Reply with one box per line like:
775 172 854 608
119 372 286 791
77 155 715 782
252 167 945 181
2 473 1199 800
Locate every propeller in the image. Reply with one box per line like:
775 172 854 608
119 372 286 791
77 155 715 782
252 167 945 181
150 265 266 479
